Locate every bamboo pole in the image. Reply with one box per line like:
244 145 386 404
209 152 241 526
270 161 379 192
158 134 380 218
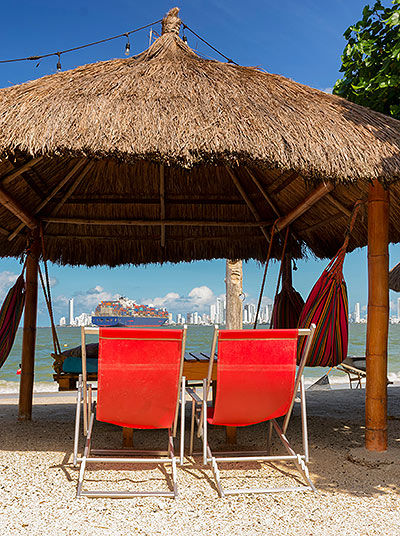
18 231 40 421
42 217 273 227
225 259 243 444
0 157 43 186
365 180 389 451
0 186 39 229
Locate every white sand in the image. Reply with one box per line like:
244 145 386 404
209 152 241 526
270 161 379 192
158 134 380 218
0 387 399 536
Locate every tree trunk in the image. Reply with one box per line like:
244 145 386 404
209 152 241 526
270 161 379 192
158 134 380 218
225 259 243 444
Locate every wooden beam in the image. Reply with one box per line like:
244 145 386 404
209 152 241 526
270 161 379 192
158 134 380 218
18 231 39 421
366 180 389 451
268 171 298 196
8 160 87 241
160 165 165 247
325 193 352 217
275 182 334 232
297 212 345 233
42 218 273 227
0 185 39 229
225 167 270 242
45 233 265 242
43 162 94 232
60 198 246 206
246 168 280 217
0 157 44 186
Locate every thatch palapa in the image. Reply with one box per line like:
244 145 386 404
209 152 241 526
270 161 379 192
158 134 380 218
0 7 399 267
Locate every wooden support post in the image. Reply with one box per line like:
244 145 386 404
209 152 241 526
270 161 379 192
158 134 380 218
18 231 40 421
122 427 134 448
365 180 389 451
225 259 243 444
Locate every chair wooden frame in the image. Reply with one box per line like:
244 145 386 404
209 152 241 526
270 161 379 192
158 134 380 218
187 324 316 497
73 325 187 498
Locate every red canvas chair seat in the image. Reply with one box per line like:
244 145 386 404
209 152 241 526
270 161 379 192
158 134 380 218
208 329 298 427
97 328 184 429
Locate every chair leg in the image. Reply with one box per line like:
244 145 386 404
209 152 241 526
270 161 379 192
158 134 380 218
189 398 195 455
300 376 309 463
77 410 95 497
272 419 316 492
73 376 82 467
180 376 186 466
203 379 208 466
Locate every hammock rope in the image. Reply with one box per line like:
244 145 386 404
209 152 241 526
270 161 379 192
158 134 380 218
297 200 363 367
39 226 61 355
253 222 277 329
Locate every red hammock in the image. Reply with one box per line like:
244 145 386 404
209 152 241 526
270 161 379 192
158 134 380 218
297 201 361 366
297 247 348 367
0 274 25 368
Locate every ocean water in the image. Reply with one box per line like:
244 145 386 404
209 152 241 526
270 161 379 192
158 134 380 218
0 324 400 393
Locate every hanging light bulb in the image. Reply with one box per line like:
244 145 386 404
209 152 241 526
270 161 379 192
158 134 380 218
124 34 130 56
56 53 62 72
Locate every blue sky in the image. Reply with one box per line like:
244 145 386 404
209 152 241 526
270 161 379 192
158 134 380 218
0 0 398 325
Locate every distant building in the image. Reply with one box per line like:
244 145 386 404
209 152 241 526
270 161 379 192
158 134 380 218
74 312 92 327
59 316 66 326
69 298 74 326
398 297 400 322
355 302 361 323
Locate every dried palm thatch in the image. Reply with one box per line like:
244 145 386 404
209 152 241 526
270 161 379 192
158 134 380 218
389 262 400 292
0 8 399 267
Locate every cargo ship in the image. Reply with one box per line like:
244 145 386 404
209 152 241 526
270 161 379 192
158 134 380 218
92 297 169 327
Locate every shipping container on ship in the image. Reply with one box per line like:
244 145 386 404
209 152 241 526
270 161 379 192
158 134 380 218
92 297 168 327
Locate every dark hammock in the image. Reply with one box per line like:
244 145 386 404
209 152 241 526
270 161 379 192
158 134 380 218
0 274 25 368
271 284 305 329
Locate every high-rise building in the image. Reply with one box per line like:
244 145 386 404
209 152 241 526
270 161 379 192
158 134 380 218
210 303 217 323
69 298 74 326
355 302 361 323
59 316 66 326
397 297 400 321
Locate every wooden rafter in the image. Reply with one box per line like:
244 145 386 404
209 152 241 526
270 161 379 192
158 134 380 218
325 193 352 217
160 165 166 247
225 167 270 242
42 217 273 227
245 168 280 218
43 162 94 230
45 233 261 242
268 171 298 196
0 157 44 186
0 185 38 229
297 212 345 233
275 182 334 232
8 160 87 241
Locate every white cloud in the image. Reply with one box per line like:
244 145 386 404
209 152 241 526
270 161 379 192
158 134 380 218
54 285 120 314
321 87 333 94
0 271 19 300
146 286 216 313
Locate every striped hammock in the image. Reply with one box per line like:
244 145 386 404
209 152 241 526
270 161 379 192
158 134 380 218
0 274 25 368
297 247 348 367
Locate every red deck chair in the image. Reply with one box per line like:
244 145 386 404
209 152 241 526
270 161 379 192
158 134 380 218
187 325 316 497
74 326 187 498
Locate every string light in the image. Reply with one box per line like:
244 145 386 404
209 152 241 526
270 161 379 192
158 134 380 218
124 34 130 56
0 19 162 65
0 18 238 69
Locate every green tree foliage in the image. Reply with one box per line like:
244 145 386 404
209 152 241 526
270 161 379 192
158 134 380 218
333 0 400 119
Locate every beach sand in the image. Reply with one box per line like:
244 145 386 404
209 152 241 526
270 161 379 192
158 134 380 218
0 387 399 536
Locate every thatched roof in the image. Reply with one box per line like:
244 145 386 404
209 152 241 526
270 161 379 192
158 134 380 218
0 8 399 267
389 263 400 292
